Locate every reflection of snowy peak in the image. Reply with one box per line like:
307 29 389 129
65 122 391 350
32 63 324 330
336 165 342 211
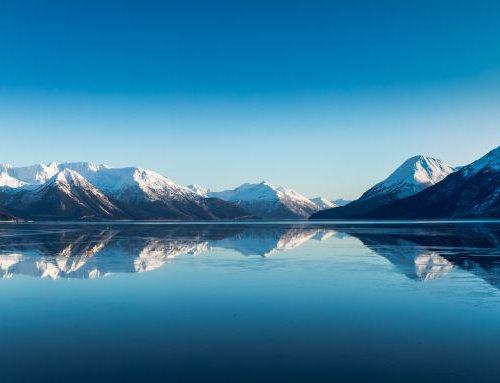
134 240 208 272
212 226 322 257
210 181 320 219
0 225 342 278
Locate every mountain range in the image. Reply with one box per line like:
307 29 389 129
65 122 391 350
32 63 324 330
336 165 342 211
0 163 255 221
0 163 339 221
2 223 500 288
187 182 345 219
1 145 498 221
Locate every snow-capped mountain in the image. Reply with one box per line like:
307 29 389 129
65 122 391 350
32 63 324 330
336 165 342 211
362 155 456 199
0 162 252 221
311 155 456 219
310 197 337 209
209 181 321 219
0 169 129 220
363 146 500 219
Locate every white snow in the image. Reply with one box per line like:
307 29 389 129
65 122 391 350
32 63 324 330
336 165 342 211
187 184 210 197
210 181 320 218
462 146 500 177
0 161 195 203
4 162 59 185
366 155 456 199
59 163 195 202
211 181 314 206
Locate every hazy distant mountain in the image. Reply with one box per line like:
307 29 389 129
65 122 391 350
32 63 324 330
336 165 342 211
0 162 251 221
332 198 351 207
310 197 337 209
363 146 500 219
311 155 456 219
209 181 320 219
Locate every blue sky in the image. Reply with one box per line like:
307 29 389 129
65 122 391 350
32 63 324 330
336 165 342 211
0 0 499 199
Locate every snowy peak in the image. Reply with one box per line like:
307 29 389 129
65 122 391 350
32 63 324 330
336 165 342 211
210 181 320 219
311 155 456 220
42 168 121 209
382 155 455 188
367 155 456 199
57 163 195 202
187 184 210 197
210 181 279 202
310 197 337 209
50 168 89 187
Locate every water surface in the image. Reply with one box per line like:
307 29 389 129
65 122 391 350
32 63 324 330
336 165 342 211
1 222 500 382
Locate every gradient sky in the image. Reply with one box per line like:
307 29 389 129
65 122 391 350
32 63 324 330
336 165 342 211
1 0 499 199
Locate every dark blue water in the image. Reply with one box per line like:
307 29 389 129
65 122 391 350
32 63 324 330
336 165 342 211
1 222 500 382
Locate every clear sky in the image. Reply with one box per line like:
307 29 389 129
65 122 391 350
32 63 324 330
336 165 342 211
1 0 499 199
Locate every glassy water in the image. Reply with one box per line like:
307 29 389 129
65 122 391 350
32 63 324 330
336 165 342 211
1 222 500 382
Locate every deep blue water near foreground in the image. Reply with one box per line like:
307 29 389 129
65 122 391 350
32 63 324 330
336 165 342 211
1 222 500 382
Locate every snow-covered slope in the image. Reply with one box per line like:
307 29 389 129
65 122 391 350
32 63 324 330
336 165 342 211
1 162 59 185
187 184 210 197
0 169 129 220
311 155 456 219
0 162 252 220
363 155 456 200
310 197 337 209
58 162 195 202
0 165 26 188
60 163 250 220
209 181 321 219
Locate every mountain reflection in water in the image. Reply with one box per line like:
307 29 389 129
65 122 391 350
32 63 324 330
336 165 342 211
1 222 500 288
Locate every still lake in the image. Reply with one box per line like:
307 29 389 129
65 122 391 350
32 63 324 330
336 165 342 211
1 221 500 382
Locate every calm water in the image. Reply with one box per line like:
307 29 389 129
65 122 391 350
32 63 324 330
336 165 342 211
1 222 500 382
